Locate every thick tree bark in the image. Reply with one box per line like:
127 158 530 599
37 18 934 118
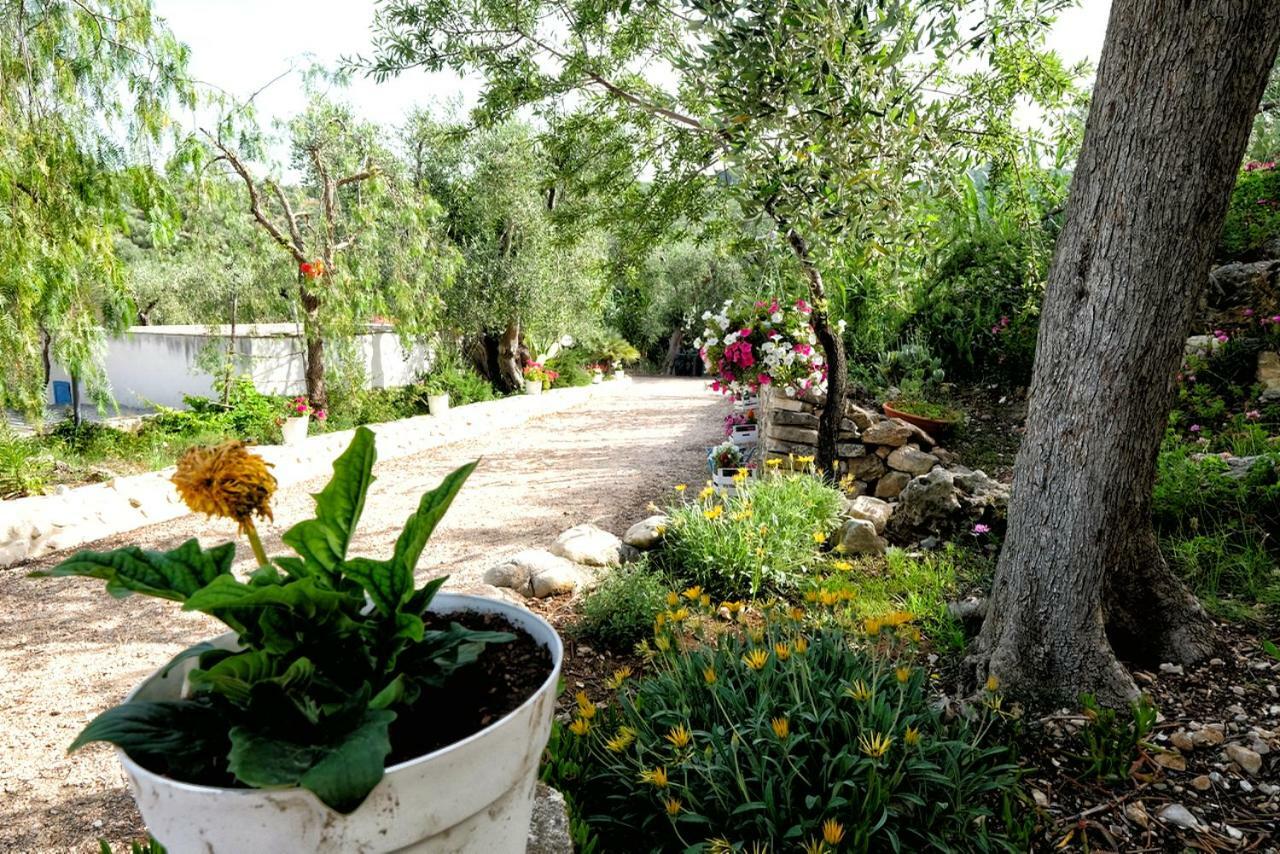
971 0 1280 706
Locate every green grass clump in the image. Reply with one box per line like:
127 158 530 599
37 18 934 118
659 471 843 598
574 561 669 651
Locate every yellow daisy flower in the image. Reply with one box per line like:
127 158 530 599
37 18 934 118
639 766 669 788
606 727 636 752
666 724 693 749
742 648 769 670
770 716 790 740
822 819 846 845
171 441 276 534
569 717 591 736
859 731 892 758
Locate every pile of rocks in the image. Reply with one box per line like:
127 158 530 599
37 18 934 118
757 388 1010 553
483 517 665 600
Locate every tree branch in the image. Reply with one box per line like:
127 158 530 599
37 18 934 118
202 130 307 265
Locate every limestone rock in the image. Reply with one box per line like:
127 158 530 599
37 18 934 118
484 549 580 596
773 409 819 428
846 495 893 534
891 468 960 530
531 562 592 598
887 445 938 475
861 419 913 447
845 403 881 429
837 442 867 459
845 453 885 482
526 783 573 854
769 425 820 445
875 471 911 499
623 515 669 550
551 523 624 566
839 518 886 555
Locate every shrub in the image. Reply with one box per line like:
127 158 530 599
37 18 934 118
1075 693 1158 782
659 472 843 598
0 429 53 498
1220 163 1280 258
574 561 669 651
546 606 1024 852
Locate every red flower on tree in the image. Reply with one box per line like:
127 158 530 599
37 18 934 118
299 260 326 279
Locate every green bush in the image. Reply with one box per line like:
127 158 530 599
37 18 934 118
546 610 1024 852
574 561 669 651
1220 164 1280 258
659 472 843 598
418 349 500 407
0 430 53 498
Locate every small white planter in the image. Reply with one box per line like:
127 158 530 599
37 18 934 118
524 379 543 396
710 466 751 495
613 369 625 380
591 371 603 385
117 593 563 853
733 394 759 412
280 415 309 446
730 424 759 447
427 393 451 415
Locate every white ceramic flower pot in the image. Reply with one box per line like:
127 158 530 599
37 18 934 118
591 372 603 385
427 393 451 415
117 593 563 853
524 379 543 396
613 369 625 380
733 394 759 411
730 424 759 447
280 415 309 446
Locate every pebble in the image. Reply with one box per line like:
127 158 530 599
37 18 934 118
1226 743 1263 775
1191 775 1212 791
1158 803 1200 830
1159 663 1185 676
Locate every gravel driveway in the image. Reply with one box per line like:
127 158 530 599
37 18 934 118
0 376 724 852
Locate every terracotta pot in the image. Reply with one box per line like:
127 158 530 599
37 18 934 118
882 400 961 439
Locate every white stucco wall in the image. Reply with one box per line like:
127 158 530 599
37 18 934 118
46 324 431 410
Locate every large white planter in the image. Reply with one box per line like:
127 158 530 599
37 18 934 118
524 378 543 396
118 593 563 853
427 393 451 415
280 415 309 446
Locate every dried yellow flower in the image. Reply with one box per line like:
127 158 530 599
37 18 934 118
171 441 276 533
770 716 790 740
822 819 846 844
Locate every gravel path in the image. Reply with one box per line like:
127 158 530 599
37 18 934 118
0 376 724 852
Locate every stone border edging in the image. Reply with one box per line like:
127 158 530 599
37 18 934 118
0 380 632 568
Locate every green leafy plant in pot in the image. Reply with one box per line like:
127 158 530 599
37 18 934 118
34 428 561 851
876 340 964 437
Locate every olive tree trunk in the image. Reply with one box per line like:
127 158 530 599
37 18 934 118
300 285 328 412
971 0 1280 706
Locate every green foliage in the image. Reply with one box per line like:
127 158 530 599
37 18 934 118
0 0 194 415
659 473 842 597
0 429 54 498
33 429 510 813
546 611 1023 852
807 545 994 654
1220 164 1280 258
574 561 669 651
98 837 166 854
1075 693 1158 782
1153 438 1280 619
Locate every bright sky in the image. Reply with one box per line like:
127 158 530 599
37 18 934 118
155 0 1113 153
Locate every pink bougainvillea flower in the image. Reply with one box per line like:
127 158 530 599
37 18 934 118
757 373 772 385
795 299 812 314
314 409 326 421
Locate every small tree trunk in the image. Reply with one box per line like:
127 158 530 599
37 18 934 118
971 0 1280 707
70 372 81 427
497 320 524 391
774 217 846 478
663 328 684 374
300 284 328 411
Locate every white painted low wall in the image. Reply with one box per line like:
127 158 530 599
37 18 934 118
46 323 431 410
0 379 632 568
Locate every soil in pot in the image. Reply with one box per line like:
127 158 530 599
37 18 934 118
883 400 962 437
388 611 554 764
